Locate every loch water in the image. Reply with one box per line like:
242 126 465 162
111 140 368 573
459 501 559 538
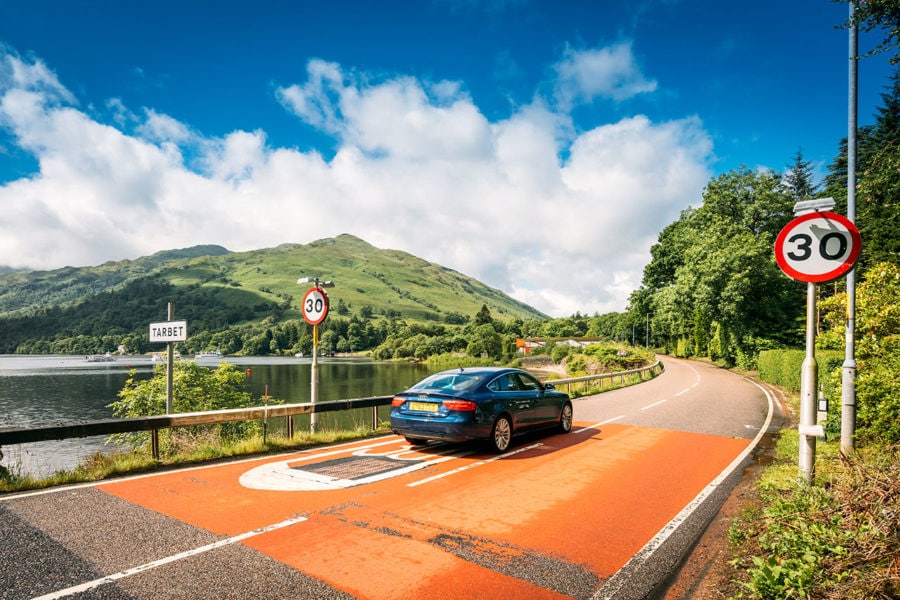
0 355 430 477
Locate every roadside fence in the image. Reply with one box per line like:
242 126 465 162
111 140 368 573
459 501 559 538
0 361 663 462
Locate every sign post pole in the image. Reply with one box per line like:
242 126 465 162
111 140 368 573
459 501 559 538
148 311 188 416
774 198 861 484
166 302 175 415
799 283 818 483
311 323 319 433
298 277 333 434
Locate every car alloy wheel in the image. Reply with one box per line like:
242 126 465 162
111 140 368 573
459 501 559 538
490 415 512 453
559 402 573 433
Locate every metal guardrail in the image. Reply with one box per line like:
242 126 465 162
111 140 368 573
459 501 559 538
545 360 664 397
0 396 393 460
0 361 663 459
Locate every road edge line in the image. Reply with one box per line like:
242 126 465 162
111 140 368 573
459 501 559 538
592 377 776 600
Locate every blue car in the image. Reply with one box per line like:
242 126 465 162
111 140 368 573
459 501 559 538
390 367 573 453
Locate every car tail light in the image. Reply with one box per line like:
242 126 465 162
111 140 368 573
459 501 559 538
442 399 477 411
391 397 406 407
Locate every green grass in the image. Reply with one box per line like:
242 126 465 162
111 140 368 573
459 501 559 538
0 233 546 331
728 429 900 599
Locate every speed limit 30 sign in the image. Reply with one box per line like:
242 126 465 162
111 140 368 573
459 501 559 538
775 211 861 283
302 287 330 325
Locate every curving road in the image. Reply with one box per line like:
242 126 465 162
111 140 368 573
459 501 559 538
575 356 774 438
0 356 783 600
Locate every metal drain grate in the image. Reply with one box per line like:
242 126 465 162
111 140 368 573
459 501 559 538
298 456 408 480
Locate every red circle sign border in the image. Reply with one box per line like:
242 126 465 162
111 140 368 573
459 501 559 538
774 211 861 283
301 287 330 325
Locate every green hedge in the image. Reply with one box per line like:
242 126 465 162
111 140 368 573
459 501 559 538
758 349 844 393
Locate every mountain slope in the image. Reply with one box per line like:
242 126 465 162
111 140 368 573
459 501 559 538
0 235 547 353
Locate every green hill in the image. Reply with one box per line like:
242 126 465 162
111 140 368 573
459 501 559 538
0 234 547 354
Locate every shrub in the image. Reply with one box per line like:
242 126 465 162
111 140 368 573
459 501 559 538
108 361 264 455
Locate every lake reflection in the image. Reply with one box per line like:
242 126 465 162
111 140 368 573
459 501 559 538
0 355 429 477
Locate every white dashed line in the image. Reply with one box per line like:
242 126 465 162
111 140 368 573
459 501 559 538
575 415 625 434
31 515 309 600
596 377 776 599
407 443 542 487
641 399 668 411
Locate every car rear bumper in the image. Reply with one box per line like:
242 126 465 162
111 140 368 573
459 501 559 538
389 415 491 443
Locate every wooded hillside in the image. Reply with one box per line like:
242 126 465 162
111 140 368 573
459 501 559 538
0 234 546 355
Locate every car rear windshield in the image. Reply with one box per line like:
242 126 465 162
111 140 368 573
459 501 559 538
410 372 486 392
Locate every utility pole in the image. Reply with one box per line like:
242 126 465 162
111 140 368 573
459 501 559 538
841 0 859 457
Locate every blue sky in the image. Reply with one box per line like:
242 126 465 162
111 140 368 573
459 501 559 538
0 1 892 317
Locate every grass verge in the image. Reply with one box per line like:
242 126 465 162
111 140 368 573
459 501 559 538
726 431 900 599
0 423 392 494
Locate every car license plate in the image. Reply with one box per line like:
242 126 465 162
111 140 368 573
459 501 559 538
410 401 439 412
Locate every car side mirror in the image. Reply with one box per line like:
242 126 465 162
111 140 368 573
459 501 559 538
543 382 555 390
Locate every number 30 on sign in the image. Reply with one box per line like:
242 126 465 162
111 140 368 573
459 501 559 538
774 211 861 283
302 287 329 325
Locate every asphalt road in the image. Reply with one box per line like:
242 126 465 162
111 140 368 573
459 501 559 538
0 356 782 600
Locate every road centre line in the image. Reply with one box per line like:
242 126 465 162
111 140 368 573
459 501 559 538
407 443 543 487
575 416 624 434
595 378 776 599
641 399 668 411
31 515 309 600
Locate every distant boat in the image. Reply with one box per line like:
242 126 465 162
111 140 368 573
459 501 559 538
195 350 223 359
85 352 116 363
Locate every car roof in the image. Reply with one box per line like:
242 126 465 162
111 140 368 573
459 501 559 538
435 367 520 376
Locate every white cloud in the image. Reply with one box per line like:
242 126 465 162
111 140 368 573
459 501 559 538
276 59 347 135
0 50 75 106
0 45 711 317
553 41 657 109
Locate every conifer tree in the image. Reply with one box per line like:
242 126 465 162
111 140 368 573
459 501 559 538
783 147 819 202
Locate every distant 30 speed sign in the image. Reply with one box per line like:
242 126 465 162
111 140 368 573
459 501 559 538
301 287 330 325
775 211 861 283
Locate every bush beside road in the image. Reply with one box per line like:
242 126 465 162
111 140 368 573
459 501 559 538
663 387 900 600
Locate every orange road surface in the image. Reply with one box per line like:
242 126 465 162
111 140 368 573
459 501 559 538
99 423 749 599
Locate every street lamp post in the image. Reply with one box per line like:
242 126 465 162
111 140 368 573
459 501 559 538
297 276 334 434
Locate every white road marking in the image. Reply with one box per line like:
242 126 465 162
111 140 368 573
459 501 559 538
284 437 405 464
595 377 776 599
575 415 624 433
239 446 475 491
407 443 543 487
31 515 309 600
641 399 668 411
0 436 398 502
